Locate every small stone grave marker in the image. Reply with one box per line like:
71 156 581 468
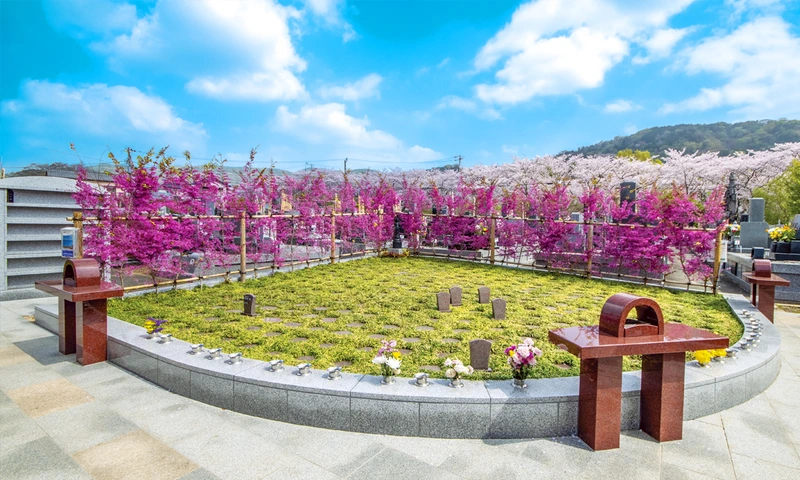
244 294 257 315
470 339 492 370
450 286 463 306
492 298 507 320
478 286 490 304
437 292 451 312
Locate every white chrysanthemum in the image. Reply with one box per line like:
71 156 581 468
386 357 401 370
445 368 456 378
372 355 386 365
454 364 469 374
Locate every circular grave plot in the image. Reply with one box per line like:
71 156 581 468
108 257 742 379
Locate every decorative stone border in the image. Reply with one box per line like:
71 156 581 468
34 293 780 439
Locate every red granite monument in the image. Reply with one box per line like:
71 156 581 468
35 259 123 366
744 259 789 322
549 293 728 451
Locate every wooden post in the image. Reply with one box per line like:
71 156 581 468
330 213 336 264
239 213 246 282
73 211 84 259
489 216 496 265
712 229 723 294
586 223 594 278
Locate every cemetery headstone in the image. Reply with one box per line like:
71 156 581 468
492 298 507 320
469 339 492 370
478 286 490 304
450 286 463 306
244 294 256 316
437 292 451 312
739 198 770 249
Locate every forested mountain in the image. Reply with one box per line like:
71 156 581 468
565 120 800 157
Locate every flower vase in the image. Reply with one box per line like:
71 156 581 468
512 377 527 389
381 375 395 385
449 378 464 388
147 331 159 339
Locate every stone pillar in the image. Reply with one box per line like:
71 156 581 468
578 357 623 451
739 198 769 249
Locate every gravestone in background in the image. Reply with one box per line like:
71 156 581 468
492 298 506 320
739 198 770 249
450 286 462 306
469 339 492 370
478 286 490 304
437 292 451 312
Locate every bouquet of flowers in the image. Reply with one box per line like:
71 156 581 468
768 225 796 243
372 339 402 379
725 224 740 237
444 358 474 387
144 317 166 336
505 338 542 382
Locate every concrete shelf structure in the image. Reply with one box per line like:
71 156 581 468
0 176 78 301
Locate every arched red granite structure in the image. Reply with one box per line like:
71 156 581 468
35 259 123 365
549 293 728 451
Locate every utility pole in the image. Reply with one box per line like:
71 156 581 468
344 158 348 172
454 155 462 172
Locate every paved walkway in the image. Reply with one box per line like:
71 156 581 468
2 297 800 480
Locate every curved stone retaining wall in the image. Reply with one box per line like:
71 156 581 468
34 293 781 439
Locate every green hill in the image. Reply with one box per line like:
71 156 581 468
565 119 800 157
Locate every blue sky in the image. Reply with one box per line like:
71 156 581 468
2 0 800 172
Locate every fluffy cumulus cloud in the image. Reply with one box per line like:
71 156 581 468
84 0 308 101
436 96 502 121
604 99 642 113
273 103 442 162
632 28 692 64
1 80 207 151
662 17 800 118
303 0 358 42
473 0 694 105
319 74 382 101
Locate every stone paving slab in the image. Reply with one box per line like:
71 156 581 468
2 296 800 479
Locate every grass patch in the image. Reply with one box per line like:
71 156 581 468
108 257 742 379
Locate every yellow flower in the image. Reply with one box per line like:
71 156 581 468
508 350 515 357
713 349 727 358
694 350 712 364
392 351 401 359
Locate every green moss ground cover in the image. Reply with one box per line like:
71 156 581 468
108 257 742 379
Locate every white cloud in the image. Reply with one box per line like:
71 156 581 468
662 17 800 118
319 74 383 101
303 0 358 43
273 103 442 161
89 0 307 102
725 0 784 16
1 80 206 151
604 99 642 113
436 96 503 121
632 28 692 64
473 0 694 104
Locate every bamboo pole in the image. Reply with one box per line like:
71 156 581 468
712 229 723 294
239 213 246 282
330 213 336 264
73 211 84 259
585 223 594 278
489 216 496 265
